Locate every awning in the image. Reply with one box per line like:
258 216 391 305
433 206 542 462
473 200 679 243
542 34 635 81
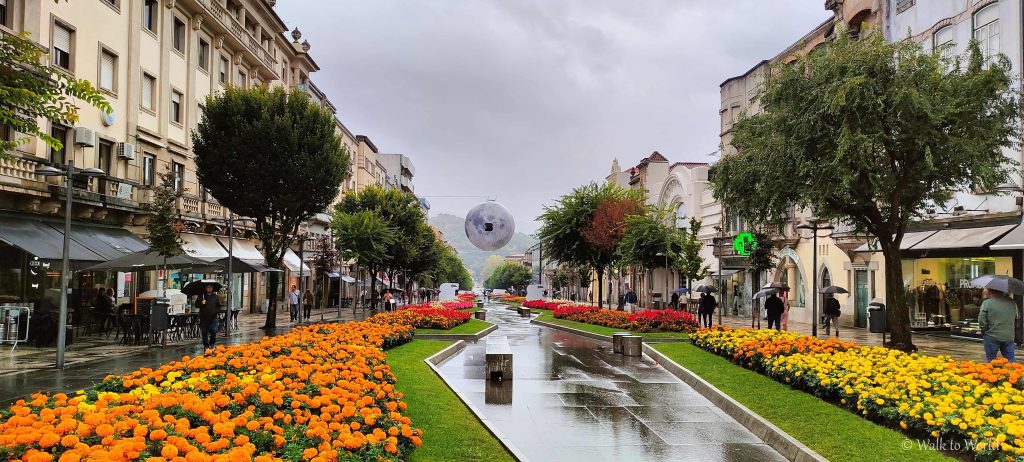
340 275 356 283
853 231 937 253
711 269 740 277
56 223 149 260
215 237 266 264
181 234 230 260
283 249 311 275
0 217 104 261
910 224 1016 251
991 224 1024 250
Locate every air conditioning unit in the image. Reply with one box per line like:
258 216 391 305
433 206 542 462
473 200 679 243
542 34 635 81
117 142 136 160
73 127 95 147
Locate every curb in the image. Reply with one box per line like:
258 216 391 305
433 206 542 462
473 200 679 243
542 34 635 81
416 323 499 342
423 341 529 462
643 344 828 462
530 319 688 343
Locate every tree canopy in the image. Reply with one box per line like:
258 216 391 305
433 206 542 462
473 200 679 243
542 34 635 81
146 170 184 259
710 29 1023 350
485 261 533 290
1 31 110 157
193 86 349 328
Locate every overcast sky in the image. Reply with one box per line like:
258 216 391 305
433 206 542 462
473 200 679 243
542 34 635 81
275 1 831 234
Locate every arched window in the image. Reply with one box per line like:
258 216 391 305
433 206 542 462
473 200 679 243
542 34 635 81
933 25 955 62
675 202 687 230
974 4 1000 63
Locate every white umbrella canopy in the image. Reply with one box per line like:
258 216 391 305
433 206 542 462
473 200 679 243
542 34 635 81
752 287 777 300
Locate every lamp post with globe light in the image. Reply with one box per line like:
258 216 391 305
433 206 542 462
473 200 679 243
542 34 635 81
35 160 105 369
796 221 835 337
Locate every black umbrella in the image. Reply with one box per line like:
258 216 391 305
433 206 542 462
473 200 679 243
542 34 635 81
767 281 791 291
182 279 223 296
694 284 716 293
819 285 849 294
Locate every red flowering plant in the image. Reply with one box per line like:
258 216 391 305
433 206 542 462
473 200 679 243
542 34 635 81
627 310 699 333
552 306 697 333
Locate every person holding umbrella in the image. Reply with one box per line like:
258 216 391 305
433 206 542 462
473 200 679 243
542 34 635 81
196 283 222 351
979 287 1017 363
698 289 717 329
764 291 784 330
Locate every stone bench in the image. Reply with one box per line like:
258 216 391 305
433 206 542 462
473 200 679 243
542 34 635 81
486 336 513 381
474 310 486 321
517 307 531 317
612 332 632 354
622 335 642 357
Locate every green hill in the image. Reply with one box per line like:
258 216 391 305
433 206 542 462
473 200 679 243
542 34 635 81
429 213 536 283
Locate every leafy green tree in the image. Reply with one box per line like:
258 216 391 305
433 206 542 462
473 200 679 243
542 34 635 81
617 208 678 306
403 221 442 293
146 170 184 294
710 30 1023 350
310 235 339 310
675 218 710 291
1 32 110 157
331 210 395 310
480 255 505 284
538 183 643 307
485 262 533 290
193 86 349 329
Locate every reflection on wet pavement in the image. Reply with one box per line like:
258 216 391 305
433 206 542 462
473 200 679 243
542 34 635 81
436 305 786 462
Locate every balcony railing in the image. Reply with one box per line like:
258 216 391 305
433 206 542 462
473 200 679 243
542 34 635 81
194 0 277 72
204 200 224 219
0 155 49 189
177 195 202 218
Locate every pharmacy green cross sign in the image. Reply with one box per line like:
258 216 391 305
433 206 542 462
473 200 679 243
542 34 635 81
733 231 757 256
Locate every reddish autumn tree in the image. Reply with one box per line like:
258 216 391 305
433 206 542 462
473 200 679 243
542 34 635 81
582 197 643 252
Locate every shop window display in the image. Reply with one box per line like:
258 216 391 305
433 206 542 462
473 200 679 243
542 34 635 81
902 257 1011 331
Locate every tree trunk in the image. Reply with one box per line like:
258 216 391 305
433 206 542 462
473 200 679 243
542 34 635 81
596 266 604 309
879 243 915 351
370 266 378 311
264 268 279 329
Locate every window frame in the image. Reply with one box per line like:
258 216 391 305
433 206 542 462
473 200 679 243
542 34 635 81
50 18 74 72
142 153 156 187
973 4 1000 63
172 16 186 53
172 161 185 192
96 138 113 175
141 71 156 113
49 123 68 165
97 45 118 95
198 38 210 71
142 0 158 34
219 55 229 84
0 0 11 30
170 89 183 125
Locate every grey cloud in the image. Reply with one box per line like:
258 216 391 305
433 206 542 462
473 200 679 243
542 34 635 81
276 1 830 234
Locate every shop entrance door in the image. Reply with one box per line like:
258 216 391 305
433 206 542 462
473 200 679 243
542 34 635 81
855 270 868 328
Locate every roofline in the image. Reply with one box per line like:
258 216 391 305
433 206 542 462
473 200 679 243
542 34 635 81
357 135 379 153
720 59 770 88
772 17 834 62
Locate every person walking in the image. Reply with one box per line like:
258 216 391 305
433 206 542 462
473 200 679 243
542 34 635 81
383 291 393 312
196 284 222 351
288 285 300 322
698 291 717 329
670 291 680 310
302 289 313 320
780 290 791 331
980 287 1016 362
823 294 841 336
623 287 638 312
765 292 784 330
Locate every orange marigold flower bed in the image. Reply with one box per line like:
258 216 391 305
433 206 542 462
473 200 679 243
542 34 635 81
0 322 422 461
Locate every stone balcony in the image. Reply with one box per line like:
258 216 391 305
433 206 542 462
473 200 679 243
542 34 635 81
192 0 278 76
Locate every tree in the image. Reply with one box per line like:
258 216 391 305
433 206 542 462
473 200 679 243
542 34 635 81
1 31 110 157
485 262 533 290
309 235 339 310
710 29 1023 350
617 208 678 307
146 170 184 295
403 221 442 294
538 183 643 308
675 218 710 291
332 210 395 309
193 86 349 329
480 255 505 284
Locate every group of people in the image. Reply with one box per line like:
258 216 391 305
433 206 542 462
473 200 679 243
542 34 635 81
288 285 315 322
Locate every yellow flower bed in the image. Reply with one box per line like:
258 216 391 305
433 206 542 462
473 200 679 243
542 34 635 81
692 327 1024 461
0 322 422 462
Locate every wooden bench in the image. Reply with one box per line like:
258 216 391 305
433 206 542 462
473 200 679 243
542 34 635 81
485 336 513 381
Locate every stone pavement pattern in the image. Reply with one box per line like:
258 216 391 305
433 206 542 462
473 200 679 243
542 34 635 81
436 305 786 462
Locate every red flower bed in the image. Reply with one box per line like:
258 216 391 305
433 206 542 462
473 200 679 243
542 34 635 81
522 300 547 309
553 306 697 333
439 300 472 310
628 310 699 332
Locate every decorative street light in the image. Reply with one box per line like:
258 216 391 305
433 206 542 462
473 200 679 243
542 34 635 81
707 236 724 326
35 160 105 369
796 221 835 337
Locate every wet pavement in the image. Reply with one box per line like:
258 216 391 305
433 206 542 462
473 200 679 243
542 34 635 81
436 305 785 462
0 306 376 405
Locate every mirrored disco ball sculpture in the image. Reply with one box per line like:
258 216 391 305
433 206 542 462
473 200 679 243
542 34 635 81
465 201 515 251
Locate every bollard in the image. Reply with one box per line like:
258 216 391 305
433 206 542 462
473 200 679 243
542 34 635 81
612 332 631 354
519 307 531 317
474 310 486 321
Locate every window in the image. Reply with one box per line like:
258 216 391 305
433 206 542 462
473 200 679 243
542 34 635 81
50 124 68 164
99 49 116 92
198 39 209 71
933 25 955 61
142 0 157 32
52 22 72 70
895 0 915 14
236 70 246 86
97 139 112 174
141 73 155 111
0 0 9 29
974 5 999 63
172 162 184 192
142 153 155 186
219 56 229 83
170 90 182 124
172 17 185 52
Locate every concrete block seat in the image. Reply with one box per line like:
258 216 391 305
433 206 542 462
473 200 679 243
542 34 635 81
486 336 513 381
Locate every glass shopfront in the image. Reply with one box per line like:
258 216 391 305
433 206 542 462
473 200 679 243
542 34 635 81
901 256 1012 326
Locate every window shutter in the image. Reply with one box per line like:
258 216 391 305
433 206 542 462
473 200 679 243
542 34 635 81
142 76 153 109
100 52 114 90
53 24 71 54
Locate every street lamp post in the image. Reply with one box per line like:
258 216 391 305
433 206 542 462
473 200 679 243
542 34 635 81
796 221 835 337
656 252 668 309
706 237 723 325
35 160 105 369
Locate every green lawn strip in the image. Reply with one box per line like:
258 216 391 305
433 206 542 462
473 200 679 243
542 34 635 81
534 310 689 339
652 342 951 462
416 318 493 335
387 340 515 462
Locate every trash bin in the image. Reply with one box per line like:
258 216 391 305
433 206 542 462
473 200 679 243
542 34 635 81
868 301 887 333
150 298 170 345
